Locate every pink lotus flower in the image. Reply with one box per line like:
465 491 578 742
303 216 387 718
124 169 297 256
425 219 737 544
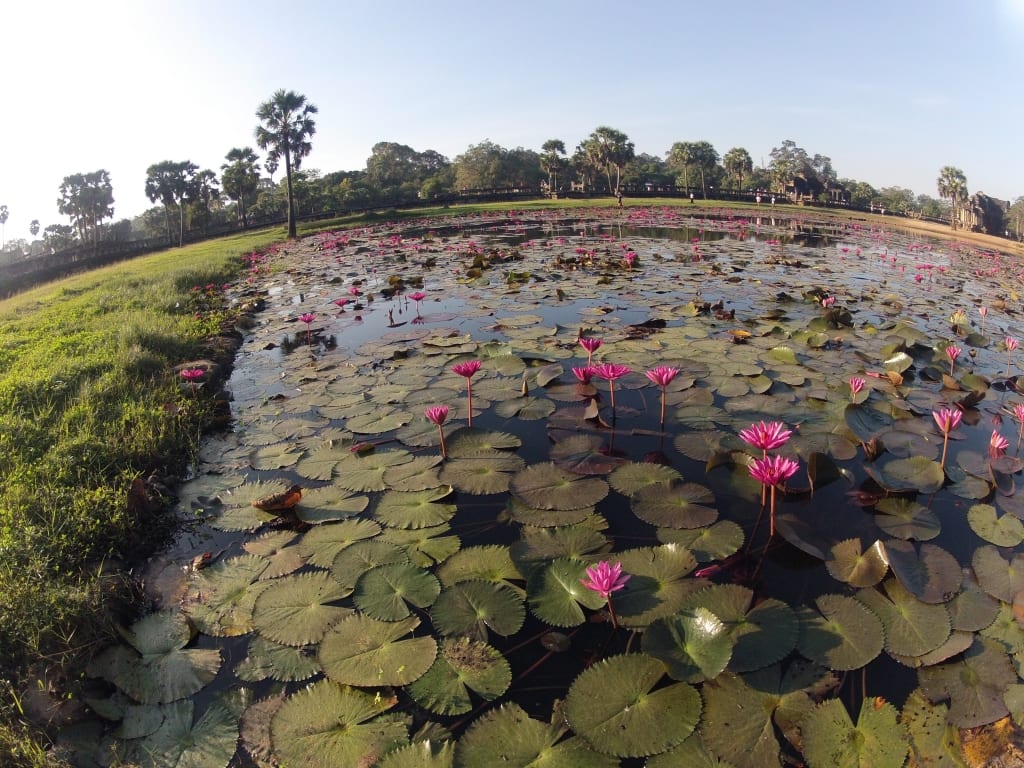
348 285 362 296
425 405 449 458
979 306 988 334
989 429 1009 459
408 291 426 315
946 345 961 375
849 376 865 401
1007 337 1019 376
933 407 962 469
581 560 630 628
452 360 482 426
821 295 835 309
592 363 631 413
579 337 603 366
748 454 799 537
180 367 204 395
572 366 595 384
298 312 316 345
738 421 793 453
1014 402 1024 451
645 366 680 427
624 252 637 269
334 297 350 311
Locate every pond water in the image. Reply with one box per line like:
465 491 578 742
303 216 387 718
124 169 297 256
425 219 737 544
68 207 1024 767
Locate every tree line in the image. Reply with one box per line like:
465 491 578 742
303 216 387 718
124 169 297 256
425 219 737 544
7 89 1022 256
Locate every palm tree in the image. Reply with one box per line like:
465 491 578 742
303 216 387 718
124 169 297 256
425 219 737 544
221 147 261 227
255 90 317 238
540 139 566 195
722 147 753 190
936 166 968 231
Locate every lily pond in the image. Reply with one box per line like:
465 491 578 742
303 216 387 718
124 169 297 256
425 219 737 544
67 207 1024 766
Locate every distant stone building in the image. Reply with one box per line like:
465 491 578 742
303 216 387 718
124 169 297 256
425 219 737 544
956 192 1009 234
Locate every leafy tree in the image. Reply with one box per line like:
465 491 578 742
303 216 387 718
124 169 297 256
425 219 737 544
877 186 915 214
667 141 719 197
145 160 198 246
841 179 878 208
365 142 449 202
0 205 7 249
620 153 673 187
42 223 75 251
582 126 634 194
29 219 40 237
936 166 968 230
768 140 812 193
255 89 318 238
916 194 946 220
57 170 115 247
722 148 753 190
187 169 221 233
540 139 568 193
221 147 261 227
452 140 539 190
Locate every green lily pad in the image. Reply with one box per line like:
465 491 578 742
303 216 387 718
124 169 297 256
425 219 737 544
295 485 370 524
918 637 1016 728
826 539 889 587
681 584 798 673
631 482 718 529
185 554 270 637
436 545 522 587
407 637 511 715
374 487 456 529
973 545 1024 603
453 703 617 768
510 462 609 510
494 395 556 420
505 497 596 527
438 453 526 495
510 525 611 565
549 434 628 475
270 680 408 768
866 456 945 494
900 688 966 768
123 692 247 768
608 462 683 495
855 578 951 657
354 562 441 620
797 594 885 671
383 455 445 491
446 427 522 455
319 614 436 686
334 449 414 492
949 571 1000 632
235 636 321 683
243 530 304 579
801 698 908 768
884 540 962 604
251 571 352 646
564 653 702 758
873 498 941 541
642 607 734 682
430 580 526 641
376 740 455 768
330 540 410 591
656 520 744 562
613 545 702 629
379 523 461 567
968 503 1024 546
298 518 382 568
526 558 607 627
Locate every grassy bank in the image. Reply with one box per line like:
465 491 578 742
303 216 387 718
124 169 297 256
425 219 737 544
0 228 284 765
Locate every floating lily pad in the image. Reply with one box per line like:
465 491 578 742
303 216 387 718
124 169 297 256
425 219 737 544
379 523 461 567
330 540 410 591
295 485 370 524
270 680 408 768
334 449 413 492
549 435 627 475
438 453 526 495
873 498 941 541
446 427 522 455
436 545 523 587
243 531 304 579
374 487 456 529
319 614 436 686
564 653 702 758
354 562 441 621
407 637 511 715
968 503 1024 546
431 580 526 640
613 545 702 629
797 594 885 671
122 692 247 768
510 525 611 564
855 579 951 658
884 540 962 604
235 636 321 683
251 571 352 646
383 455 445 491
948 571 1000 632
185 554 270 637
453 702 617 768
656 520 744 562
298 518 382 568
918 637 1016 728
900 688 966 767
526 558 606 627
606 460 679 495
681 584 798 673
631 482 718 529
826 538 889 587
642 608 734 682
376 740 455 768
973 545 1024 603
510 463 609 510
866 456 945 494
505 496 596 527
801 698 908 768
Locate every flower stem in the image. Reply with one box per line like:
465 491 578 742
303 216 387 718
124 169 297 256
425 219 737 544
607 598 619 629
769 485 777 537
467 383 474 427
940 433 949 469
438 425 447 459
659 389 666 429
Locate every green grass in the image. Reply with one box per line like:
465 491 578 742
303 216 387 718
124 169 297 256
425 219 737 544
0 226 285 766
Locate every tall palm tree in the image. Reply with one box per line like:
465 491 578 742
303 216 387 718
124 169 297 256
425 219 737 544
722 147 753 190
221 147 261 227
255 90 317 238
936 166 968 231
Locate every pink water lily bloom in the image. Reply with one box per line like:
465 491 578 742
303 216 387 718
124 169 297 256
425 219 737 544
578 337 603 366
979 306 988 334
990 429 1009 458
1014 402 1024 450
946 345 962 375
933 407 963 469
646 366 681 427
451 360 482 426
1007 337 1019 376
849 376 866 401
408 291 426 303
180 368 205 383
581 560 630 628
748 454 800 537
425 405 450 458
592 362 631 414
298 313 316 345
334 297 350 310
739 421 793 453
572 366 596 384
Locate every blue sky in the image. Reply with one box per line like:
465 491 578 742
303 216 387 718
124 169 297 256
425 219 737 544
1 0 1022 243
